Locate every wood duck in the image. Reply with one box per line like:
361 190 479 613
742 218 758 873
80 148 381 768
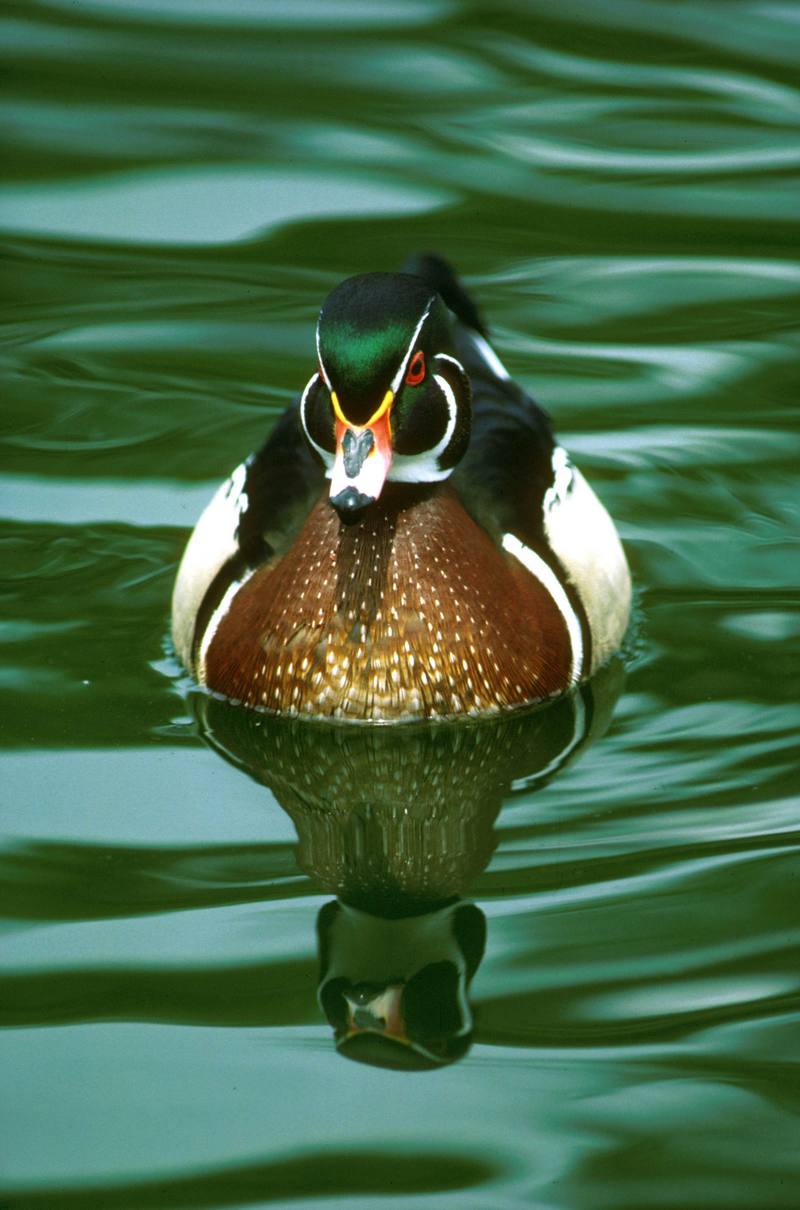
172 254 631 722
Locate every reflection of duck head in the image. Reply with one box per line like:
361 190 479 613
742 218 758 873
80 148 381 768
317 900 485 1070
195 658 623 1067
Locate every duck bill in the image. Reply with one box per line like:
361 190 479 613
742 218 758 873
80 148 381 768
329 409 393 517
342 983 407 1042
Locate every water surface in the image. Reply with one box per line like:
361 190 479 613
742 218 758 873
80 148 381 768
2 1 799 1206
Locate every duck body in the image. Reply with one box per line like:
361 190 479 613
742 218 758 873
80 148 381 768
172 255 630 722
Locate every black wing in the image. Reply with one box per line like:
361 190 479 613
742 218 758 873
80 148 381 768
236 398 326 566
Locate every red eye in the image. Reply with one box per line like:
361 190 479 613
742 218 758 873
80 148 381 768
405 350 426 387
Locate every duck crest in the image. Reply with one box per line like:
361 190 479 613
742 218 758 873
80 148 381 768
203 485 571 721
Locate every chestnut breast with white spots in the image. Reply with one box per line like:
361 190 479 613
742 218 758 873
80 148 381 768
201 488 572 722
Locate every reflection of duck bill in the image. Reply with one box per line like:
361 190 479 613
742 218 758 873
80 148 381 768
344 983 406 1039
318 900 485 1070
338 983 429 1070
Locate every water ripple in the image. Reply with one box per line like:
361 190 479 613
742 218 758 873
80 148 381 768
3 0 799 1203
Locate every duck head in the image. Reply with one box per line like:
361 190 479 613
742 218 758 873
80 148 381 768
300 272 471 523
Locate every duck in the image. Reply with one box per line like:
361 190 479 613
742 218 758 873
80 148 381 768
171 253 631 722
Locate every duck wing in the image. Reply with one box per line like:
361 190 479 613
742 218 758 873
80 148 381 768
236 398 325 566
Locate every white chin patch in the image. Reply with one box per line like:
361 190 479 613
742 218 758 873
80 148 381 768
389 455 453 484
330 448 389 501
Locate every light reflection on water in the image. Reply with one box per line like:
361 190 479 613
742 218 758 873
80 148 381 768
1 0 799 1205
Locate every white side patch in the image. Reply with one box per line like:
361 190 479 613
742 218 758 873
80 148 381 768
171 461 250 673
434 351 465 375
543 445 574 511
543 448 631 673
470 331 511 381
501 531 584 685
197 568 255 685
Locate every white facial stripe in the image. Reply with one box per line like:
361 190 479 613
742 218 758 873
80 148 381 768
429 372 458 459
388 368 459 484
390 296 435 394
315 322 332 389
300 371 335 470
501 532 584 685
435 352 465 374
470 331 510 381
197 568 255 684
316 295 433 411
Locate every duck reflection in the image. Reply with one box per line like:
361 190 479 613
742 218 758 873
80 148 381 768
316 900 485 1069
194 660 622 1069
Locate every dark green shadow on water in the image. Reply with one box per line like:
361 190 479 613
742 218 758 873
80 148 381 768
0 1148 499 1209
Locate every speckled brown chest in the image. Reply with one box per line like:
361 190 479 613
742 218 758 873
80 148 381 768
204 487 570 721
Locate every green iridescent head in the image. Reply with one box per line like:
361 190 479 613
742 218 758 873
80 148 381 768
301 272 472 522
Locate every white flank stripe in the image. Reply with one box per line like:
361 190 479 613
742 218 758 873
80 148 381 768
501 532 584 684
197 569 254 683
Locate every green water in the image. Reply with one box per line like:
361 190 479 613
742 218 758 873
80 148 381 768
2 0 799 1205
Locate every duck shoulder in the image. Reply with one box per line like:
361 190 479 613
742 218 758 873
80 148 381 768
171 399 323 674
